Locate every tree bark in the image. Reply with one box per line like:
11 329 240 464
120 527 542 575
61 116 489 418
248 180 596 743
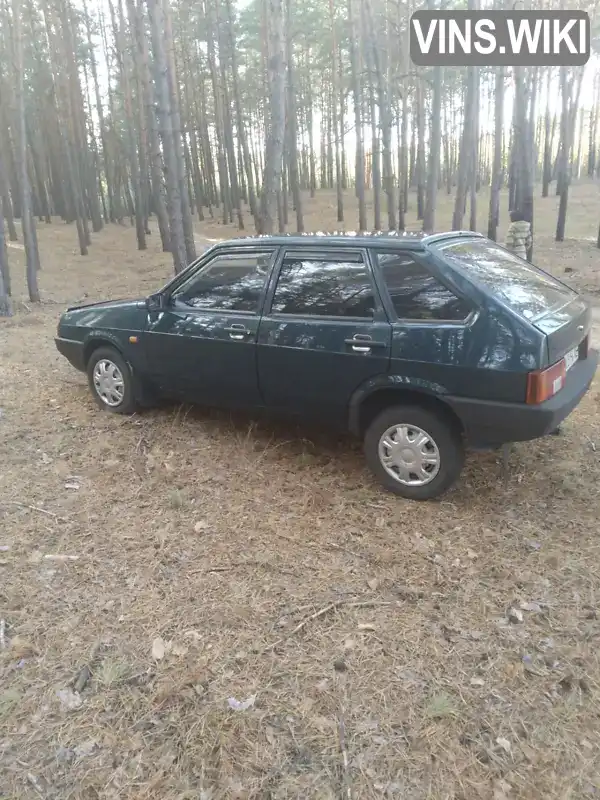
133 0 170 249
469 68 480 232
13 0 40 299
110 0 146 250
488 66 504 241
286 0 303 231
258 0 286 234
0 189 11 316
364 0 395 229
423 57 441 233
556 67 583 242
225 0 258 222
147 0 187 273
328 0 343 223
348 0 366 229
542 67 553 197
163 0 196 263
452 65 476 230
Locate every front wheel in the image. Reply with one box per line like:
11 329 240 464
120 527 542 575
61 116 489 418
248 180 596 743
87 347 138 414
364 405 464 500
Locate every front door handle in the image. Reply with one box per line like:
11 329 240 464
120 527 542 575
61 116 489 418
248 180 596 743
224 323 250 340
344 334 386 353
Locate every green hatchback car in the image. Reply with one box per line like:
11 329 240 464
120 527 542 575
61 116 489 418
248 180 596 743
55 231 597 500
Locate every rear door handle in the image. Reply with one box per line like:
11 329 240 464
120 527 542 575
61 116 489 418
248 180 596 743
224 323 250 340
344 334 386 352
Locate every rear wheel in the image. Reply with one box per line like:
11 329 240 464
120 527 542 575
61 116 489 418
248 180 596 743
87 347 137 414
364 405 464 500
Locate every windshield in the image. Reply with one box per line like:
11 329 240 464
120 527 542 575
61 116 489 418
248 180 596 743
433 238 576 322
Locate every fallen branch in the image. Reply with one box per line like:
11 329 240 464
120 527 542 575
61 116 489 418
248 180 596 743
43 554 79 562
338 712 352 800
202 561 297 577
584 434 597 452
8 502 67 522
26 774 45 796
265 599 395 651
326 542 371 561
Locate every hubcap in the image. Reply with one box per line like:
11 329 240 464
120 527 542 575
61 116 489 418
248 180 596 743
378 424 441 486
93 359 125 407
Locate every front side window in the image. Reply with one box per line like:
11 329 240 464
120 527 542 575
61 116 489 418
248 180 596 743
271 253 376 318
172 250 274 312
433 238 575 321
376 251 471 321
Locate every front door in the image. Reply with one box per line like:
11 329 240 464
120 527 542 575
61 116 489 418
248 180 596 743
257 248 392 423
144 248 276 407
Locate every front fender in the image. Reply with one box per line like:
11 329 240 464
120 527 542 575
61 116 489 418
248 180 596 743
348 373 451 436
82 329 145 372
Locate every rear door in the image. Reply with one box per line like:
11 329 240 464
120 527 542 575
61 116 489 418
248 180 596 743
256 247 392 421
144 247 276 407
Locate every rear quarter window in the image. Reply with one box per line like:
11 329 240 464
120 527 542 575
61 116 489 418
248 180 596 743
375 251 471 321
433 239 575 322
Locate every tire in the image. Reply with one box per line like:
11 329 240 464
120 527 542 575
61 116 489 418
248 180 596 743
87 346 138 414
363 405 464 501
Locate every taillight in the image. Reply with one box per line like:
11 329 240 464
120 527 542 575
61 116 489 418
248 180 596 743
526 359 567 404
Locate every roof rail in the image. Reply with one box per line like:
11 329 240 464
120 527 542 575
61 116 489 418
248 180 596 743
422 230 484 244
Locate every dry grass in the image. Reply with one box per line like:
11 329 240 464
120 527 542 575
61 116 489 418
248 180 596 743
1 184 600 799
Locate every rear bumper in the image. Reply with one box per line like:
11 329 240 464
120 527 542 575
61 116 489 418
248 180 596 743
55 337 85 372
446 349 598 446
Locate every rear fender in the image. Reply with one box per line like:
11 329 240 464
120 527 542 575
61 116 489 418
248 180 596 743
348 374 452 436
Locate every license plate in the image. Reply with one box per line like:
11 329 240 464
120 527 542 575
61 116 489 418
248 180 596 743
564 346 579 372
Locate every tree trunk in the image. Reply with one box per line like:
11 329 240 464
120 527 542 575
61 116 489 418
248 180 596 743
488 66 504 241
133 0 170 249
328 0 343 223
0 129 17 241
513 66 534 259
147 0 187 273
469 69 480 232
542 67 553 197
556 67 583 242
14 0 40 299
452 66 476 230
286 0 303 231
369 83 381 230
415 80 425 221
0 190 11 316
110 0 146 250
225 0 258 222
423 58 441 233
348 0 366 229
305 49 316 199
163 0 195 263
588 71 600 177
364 0 395 229
42 0 89 254
258 0 286 234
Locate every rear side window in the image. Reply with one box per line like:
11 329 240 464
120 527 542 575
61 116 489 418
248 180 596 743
376 252 471 321
271 253 376 318
434 239 575 321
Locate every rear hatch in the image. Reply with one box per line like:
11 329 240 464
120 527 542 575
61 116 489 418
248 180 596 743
533 295 591 368
432 237 591 368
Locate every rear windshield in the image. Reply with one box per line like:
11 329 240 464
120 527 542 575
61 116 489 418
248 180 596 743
433 238 575 321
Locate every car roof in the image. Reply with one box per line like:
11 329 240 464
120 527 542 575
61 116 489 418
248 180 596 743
212 230 484 251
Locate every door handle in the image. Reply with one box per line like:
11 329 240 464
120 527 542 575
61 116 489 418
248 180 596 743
344 334 386 353
224 324 250 340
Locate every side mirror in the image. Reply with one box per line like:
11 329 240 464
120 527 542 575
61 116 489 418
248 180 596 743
146 293 168 311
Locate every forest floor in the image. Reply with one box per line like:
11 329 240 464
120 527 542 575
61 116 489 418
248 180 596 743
2 184 600 799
